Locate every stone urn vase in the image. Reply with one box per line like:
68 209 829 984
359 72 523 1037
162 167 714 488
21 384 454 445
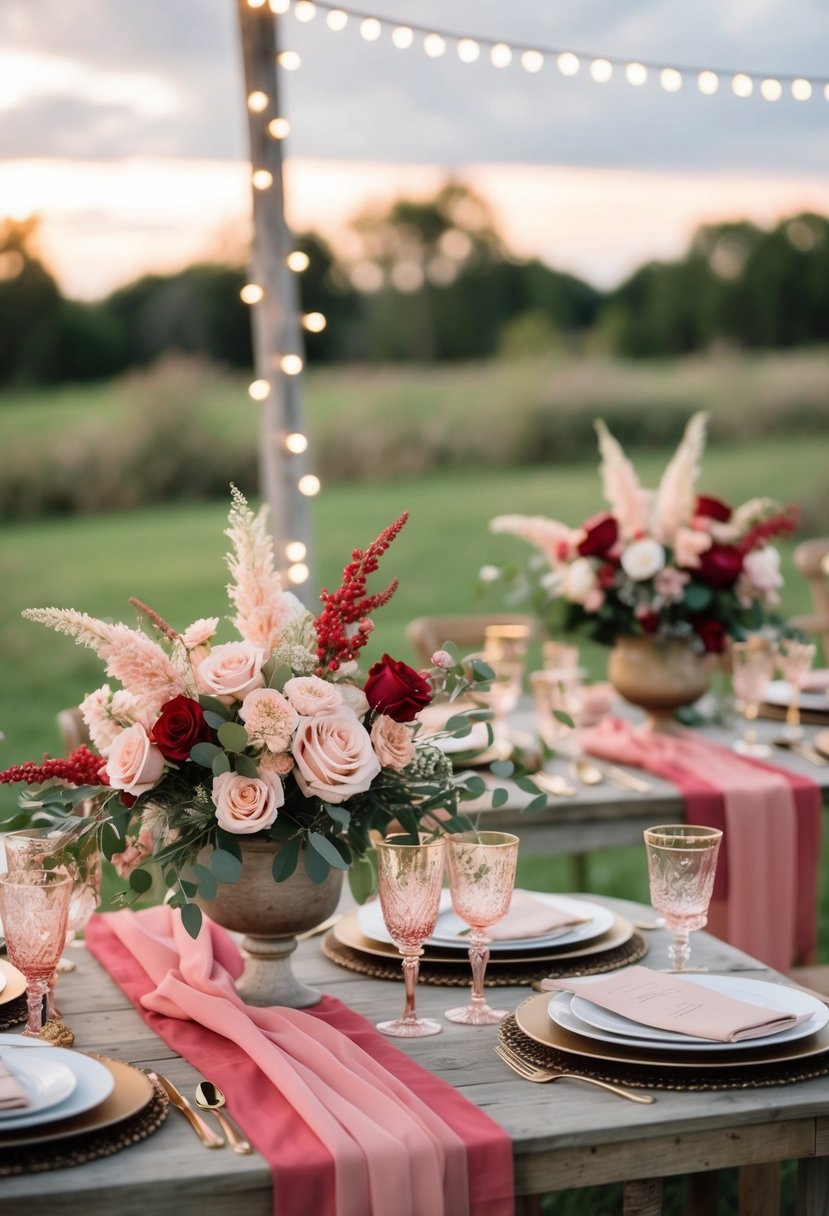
607 636 712 728
197 837 343 1009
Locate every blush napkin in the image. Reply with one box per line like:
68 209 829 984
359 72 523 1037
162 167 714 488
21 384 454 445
545 965 810 1043
579 718 821 972
86 908 513 1216
487 891 591 941
0 1058 29 1110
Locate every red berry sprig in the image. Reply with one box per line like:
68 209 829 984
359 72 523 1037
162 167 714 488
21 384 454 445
739 503 799 554
0 745 108 787
314 512 408 673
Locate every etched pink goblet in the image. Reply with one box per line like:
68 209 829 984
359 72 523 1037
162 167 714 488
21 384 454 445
375 834 446 1038
445 831 519 1025
644 824 722 972
0 870 73 1036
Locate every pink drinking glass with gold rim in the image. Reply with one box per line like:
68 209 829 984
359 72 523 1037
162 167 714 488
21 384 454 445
644 824 722 972
375 834 446 1038
0 870 73 1036
445 830 519 1025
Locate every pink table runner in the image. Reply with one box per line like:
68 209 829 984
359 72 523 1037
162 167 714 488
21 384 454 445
86 907 514 1216
580 719 822 972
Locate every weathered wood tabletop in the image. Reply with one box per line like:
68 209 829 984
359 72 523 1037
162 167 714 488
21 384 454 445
3 895 829 1216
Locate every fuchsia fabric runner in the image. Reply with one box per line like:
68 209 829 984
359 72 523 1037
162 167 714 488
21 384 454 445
580 719 822 972
86 907 514 1216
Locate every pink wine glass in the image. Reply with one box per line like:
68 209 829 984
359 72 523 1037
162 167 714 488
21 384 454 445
375 834 446 1038
644 824 722 972
0 870 73 1036
445 831 519 1025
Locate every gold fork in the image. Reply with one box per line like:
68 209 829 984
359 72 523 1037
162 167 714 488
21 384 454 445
494 1043 655 1104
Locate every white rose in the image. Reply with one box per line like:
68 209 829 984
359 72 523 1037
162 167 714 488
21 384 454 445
195 641 266 703
621 539 666 582
370 714 415 771
211 770 284 834
293 709 381 803
284 675 345 717
742 547 783 595
562 557 598 605
338 682 370 719
105 723 165 796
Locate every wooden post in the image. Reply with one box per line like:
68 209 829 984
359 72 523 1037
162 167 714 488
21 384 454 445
235 0 313 601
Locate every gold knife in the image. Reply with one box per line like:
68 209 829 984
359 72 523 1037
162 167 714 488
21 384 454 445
153 1072 225 1148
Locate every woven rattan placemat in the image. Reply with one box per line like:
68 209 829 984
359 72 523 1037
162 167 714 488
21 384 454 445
0 994 26 1031
321 930 648 987
499 1013 829 1092
0 1075 170 1176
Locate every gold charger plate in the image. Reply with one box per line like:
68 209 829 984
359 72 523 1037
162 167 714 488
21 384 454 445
515 991 829 1071
333 907 635 965
0 1056 153 1147
814 728 829 759
0 959 26 1005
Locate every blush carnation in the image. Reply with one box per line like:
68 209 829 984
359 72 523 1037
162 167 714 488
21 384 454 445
239 688 298 752
284 675 345 717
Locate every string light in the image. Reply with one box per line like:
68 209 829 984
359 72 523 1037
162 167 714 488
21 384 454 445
252 169 274 190
302 311 327 332
268 117 290 139
248 379 271 401
277 50 301 69
269 0 289 11
761 78 782 102
241 283 265 304
288 562 310 584
247 0 266 7
285 432 309 453
291 3 829 99
280 354 304 375
286 541 307 562
247 90 269 112
286 250 310 272
298 474 321 496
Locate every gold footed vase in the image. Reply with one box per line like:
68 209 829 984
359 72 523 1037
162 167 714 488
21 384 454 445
607 636 712 729
197 838 343 1009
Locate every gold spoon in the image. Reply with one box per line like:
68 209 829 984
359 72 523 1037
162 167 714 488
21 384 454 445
570 759 604 786
195 1081 253 1154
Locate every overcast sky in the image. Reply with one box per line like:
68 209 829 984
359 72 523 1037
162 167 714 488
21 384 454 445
2 0 829 294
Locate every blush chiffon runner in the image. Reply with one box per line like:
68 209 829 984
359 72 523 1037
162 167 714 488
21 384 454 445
580 719 822 973
86 907 514 1216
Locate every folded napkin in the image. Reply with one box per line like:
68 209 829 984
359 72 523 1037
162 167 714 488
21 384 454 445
577 683 615 727
0 1058 29 1110
487 891 591 941
86 909 513 1216
801 669 829 694
545 965 810 1043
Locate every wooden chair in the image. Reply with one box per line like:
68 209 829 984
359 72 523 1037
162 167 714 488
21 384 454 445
57 707 90 756
790 538 829 663
406 613 534 667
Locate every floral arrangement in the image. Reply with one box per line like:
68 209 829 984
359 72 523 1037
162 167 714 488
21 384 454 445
487 412 798 653
0 489 497 936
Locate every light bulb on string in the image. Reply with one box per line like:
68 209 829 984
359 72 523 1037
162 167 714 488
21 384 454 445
247 0 266 10
268 117 290 140
625 62 647 86
247 91 269 113
288 563 310 585
424 33 446 58
360 17 381 41
280 354 304 375
287 250 310 272
295 1 315 21
285 432 309 454
557 52 580 76
298 474 321 497
240 283 264 304
277 50 301 70
792 78 812 101
490 42 512 68
326 9 347 31
248 379 271 401
269 0 289 11
732 73 753 97
761 78 782 101
302 312 327 332
824 84 829 102
392 26 413 49
252 169 274 191
590 58 612 83
286 541 307 562
697 70 719 95
660 68 682 92
457 38 480 64
521 50 544 74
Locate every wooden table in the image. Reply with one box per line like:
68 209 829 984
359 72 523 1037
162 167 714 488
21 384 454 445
4 897 829 1216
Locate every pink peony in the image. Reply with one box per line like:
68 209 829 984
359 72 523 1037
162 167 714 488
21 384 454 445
105 723 165 796
293 709 381 803
239 688 298 752
370 714 415 770
283 675 345 717
674 527 713 570
211 770 284 834
195 641 266 703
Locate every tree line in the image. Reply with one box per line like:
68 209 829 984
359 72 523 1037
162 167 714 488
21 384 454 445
1 186 828 388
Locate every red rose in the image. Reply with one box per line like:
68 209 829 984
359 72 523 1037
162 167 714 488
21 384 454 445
364 655 432 723
695 495 732 523
151 695 214 762
577 513 618 558
697 543 744 589
638 611 660 634
694 619 727 654
597 560 618 590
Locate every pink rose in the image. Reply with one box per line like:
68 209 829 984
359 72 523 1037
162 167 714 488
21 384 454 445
105 724 165 796
370 714 415 770
211 770 284 834
674 527 713 570
284 675 344 717
293 709 381 803
195 641 266 703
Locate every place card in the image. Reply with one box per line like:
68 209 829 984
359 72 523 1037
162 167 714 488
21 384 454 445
545 965 811 1042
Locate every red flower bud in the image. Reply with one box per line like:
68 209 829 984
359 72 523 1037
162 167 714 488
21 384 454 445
577 512 619 558
364 654 432 722
695 495 732 524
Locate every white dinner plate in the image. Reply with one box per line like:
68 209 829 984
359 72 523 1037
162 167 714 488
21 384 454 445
0 1041 114 1131
357 890 615 954
0 1047 76 1120
0 971 6 996
550 974 828 1053
764 679 829 713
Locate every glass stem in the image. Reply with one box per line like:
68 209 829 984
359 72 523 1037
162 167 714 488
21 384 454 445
400 951 422 1025
744 702 758 746
24 978 47 1037
468 931 491 1008
668 930 691 972
787 696 801 731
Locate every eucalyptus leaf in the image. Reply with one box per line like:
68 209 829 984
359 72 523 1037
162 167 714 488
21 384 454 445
218 721 249 752
216 831 242 860
203 711 227 730
524 794 550 814
190 742 221 768
180 902 203 940
210 848 243 883
128 868 153 894
180 879 198 898
491 787 509 809
234 753 259 779
489 759 515 778
273 838 300 880
303 845 331 884
191 863 218 901
199 696 230 720
324 804 350 829
684 583 712 612
460 774 487 795
308 832 349 870
348 854 376 904
211 752 231 776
